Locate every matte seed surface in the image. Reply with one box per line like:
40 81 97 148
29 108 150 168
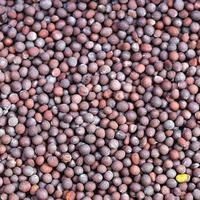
8 117 18 127
0 0 199 200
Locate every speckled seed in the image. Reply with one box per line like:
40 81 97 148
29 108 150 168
8 117 18 127
15 42 25 52
0 1 199 199
27 32 37 41
67 57 78 67
0 57 8 69
163 120 175 130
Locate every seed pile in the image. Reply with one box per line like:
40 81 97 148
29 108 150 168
0 0 200 199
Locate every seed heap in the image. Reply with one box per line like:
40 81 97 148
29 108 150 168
0 0 200 200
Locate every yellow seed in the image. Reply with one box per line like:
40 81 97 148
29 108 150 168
176 174 190 183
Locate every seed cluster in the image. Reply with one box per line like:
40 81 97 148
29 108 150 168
0 0 200 200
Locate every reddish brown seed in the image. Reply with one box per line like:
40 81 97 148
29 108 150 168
15 124 26 135
40 163 53 173
53 86 63 96
169 101 179 111
0 1 199 199
141 76 152 88
61 153 72 164
167 26 179 36
140 44 152 52
130 165 140 175
169 149 180 160
19 181 31 192
131 153 140 165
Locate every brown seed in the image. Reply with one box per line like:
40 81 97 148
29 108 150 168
169 149 179 160
141 76 152 88
61 153 72 163
169 51 179 61
131 153 140 165
40 163 53 173
167 26 179 36
140 44 152 52
130 165 140 175
170 101 179 111
134 64 145 73
15 124 25 135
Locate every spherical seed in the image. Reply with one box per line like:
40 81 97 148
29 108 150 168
27 32 37 41
29 175 39 184
191 11 200 21
167 179 177 188
193 189 200 199
169 149 179 160
78 85 89 96
141 163 154 173
116 101 129 112
188 102 199 113
23 147 34 159
144 186 154 196
79 143 91 155
39 0 52 10
4 184 16 194
141 174 152 186
15 42 25 52
111 160 123 171
110 80 121 91
0 1 199 199
108 139 119 149
37 93 49 104
36 188 48 199
174 0 184 11
163 120 175 130
8 117 18 127
83 113 94 123
141 76 152 88
67 57 78 67
22 166 34 177
130 165 140 175
19 181 31 192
